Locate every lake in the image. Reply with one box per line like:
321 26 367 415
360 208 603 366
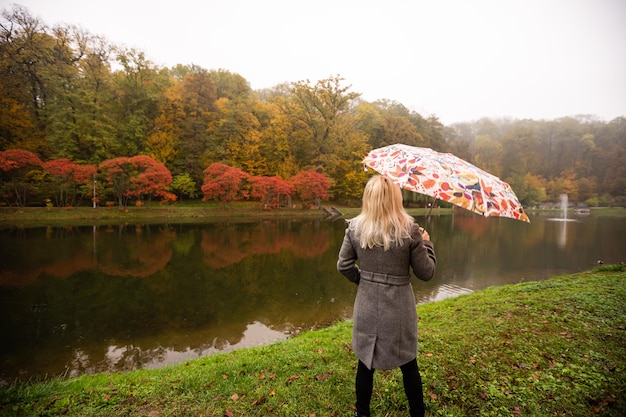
1 211 624 386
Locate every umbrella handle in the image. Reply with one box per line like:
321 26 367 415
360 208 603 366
427 196 437 222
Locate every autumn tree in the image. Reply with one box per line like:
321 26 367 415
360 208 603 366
212 97 265 175
283 76 369 201
359 100 425 148
109 49 170 158
249 176 294 208
201 162 249 205
0 6 124 161
125 155 176 204
473 135 504 177
591 117 626 202
0 149 44 206
518 173 547 207
43 158 96 207
43 25 117 163
289 171 330 208
99 157 133 206
0 92 36 151
501 125 541 186
286 76 361 172
254 100 299 179
160 66 218 185
210 68 252 100
0 6 52 153
99 155 174 207
145 69 186 167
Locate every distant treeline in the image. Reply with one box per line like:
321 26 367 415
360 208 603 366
1 5 624 207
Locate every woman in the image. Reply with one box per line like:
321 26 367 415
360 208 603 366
337 175 437 417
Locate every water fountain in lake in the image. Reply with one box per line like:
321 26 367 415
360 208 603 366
548 194 575 222
548 194 575 249
560 193 568 221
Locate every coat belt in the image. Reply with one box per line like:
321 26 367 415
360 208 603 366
360 270 411 286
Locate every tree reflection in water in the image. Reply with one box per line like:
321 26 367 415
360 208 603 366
0 219 352 385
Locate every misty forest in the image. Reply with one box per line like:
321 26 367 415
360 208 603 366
1 5 625 209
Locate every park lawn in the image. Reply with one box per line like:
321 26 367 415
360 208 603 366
1 266 624 417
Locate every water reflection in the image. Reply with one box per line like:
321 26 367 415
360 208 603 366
68 321 287 377
1 214 624 385
0 219 353 385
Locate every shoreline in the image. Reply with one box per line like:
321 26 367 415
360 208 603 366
2 206 623 228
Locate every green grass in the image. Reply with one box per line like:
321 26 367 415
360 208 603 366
2 205 621 227
0 204 328 227
0 205 446 228
1 267 624 417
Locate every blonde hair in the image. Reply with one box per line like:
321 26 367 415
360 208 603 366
349 175 415 250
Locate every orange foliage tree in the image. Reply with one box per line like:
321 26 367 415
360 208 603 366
201 162 250 205
43 158 97 207
99 155 175 207
0 149 44 206
126 155 176 204
249 175 294 208
289 170 330 208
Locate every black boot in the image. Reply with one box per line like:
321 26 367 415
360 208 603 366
409 409 425 417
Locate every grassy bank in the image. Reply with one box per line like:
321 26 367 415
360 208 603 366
0 205 329 227
0 205 445 228
1 205 622 228
1 267 624 417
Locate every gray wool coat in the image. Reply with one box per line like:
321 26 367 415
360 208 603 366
337 223 436 370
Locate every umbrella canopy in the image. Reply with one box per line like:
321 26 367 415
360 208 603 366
362 144 530 223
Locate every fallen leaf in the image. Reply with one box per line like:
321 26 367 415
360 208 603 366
286 374 300 385
252 396 267 406
222 374 229 379
223 410 234 417
428 391 438 400
315 371 332 381
230 393 239 401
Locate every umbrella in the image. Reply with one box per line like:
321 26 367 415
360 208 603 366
362 143 530 223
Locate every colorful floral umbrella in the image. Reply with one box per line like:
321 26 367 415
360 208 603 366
362 144 530 223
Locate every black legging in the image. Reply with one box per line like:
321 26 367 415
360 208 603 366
355 358 425 417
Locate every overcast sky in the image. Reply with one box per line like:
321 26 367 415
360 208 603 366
7 0 626 124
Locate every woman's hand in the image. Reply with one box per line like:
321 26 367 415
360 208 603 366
419 227 430 241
